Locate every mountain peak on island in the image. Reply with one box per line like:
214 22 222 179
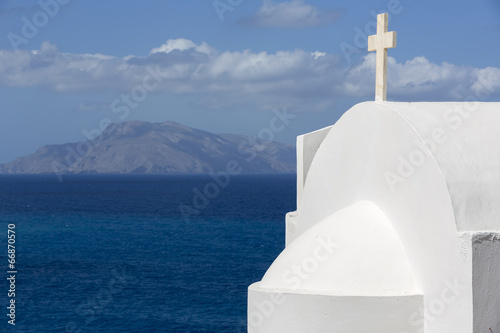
0 121 296 175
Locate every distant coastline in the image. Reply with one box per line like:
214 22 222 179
0 121 296 175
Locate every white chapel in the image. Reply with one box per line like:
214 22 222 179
248 13 500 333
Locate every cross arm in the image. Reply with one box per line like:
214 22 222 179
367 31 397 52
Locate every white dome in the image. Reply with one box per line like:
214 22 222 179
260 201 418 295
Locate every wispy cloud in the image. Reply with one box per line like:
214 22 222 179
239 0 342 28
0 39 499 113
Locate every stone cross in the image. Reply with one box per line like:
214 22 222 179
368 13 397 101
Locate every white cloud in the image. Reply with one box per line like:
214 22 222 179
339 54 500 101
311 51 326 60
0 39 499 112
0 41 126 92
149 38 214 55
240 0 342 28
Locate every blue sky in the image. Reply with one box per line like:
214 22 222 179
0 0 499 163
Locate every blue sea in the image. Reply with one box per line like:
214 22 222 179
0 174 295 332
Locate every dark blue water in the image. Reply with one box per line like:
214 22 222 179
0 174 295 332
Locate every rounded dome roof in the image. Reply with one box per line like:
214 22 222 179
260 201 418 295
